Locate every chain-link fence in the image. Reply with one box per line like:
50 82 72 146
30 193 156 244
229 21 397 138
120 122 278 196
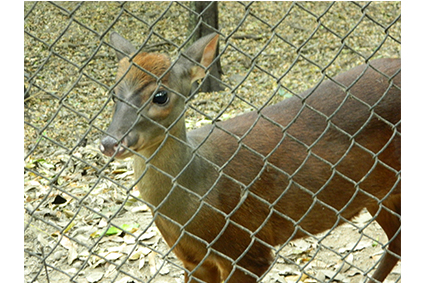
24 2 401 283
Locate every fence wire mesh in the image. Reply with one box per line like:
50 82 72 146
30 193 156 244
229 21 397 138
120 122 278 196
24 2 401 283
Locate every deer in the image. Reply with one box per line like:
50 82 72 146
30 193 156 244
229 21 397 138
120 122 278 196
100 32 401 283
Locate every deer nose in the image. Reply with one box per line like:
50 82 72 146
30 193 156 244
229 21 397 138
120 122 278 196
100 135 122 157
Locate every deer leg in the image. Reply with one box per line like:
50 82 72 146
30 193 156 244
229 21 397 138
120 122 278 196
367 194 401 283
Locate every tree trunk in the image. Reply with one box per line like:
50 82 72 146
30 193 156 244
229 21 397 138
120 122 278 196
188 1 223 93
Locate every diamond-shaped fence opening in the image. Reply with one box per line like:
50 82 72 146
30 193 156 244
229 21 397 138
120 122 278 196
25 2 400 283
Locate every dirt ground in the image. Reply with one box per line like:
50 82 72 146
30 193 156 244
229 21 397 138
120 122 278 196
24 189 401 283
24 2 401 283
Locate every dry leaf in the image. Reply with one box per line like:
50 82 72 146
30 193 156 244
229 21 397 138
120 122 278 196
59 236 79 264
98 217 108 228
159 263 170 275
139 230 157 241
123 233 136 245
320 270 348 282
138 256 146 270
67 246 79 265
59 236 73 249
104 251 124 261
131 204 149 213
335 253 354 273
129 250 143 261
86 270 104 283
148 252 157 275
107 243 126 253
105 264 117 278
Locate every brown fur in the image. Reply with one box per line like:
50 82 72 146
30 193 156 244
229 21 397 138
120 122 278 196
101 32 401 283
116 52 171 91
161 58 401 283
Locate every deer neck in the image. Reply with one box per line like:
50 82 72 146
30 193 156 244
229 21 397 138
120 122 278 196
133 119 194 207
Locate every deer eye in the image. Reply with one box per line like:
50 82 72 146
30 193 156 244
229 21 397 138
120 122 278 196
153 90 169 105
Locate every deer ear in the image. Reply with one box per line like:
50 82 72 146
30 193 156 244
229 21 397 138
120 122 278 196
110 32 137 61
181 33 219 84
